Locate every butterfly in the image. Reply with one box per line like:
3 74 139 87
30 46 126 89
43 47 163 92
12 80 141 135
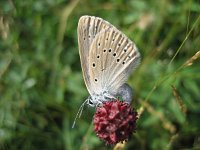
72 15 140 127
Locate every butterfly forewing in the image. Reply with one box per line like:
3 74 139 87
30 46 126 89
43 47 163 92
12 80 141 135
88 28 140 95
78 16 112 95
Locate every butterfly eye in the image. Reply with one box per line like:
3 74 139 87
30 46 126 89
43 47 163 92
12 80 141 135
97 55 100 58
118 43 121 46
117 59 120 62
113 53 116 57
122 61 125 65
103 49 106 52
95 79 98 82
108 49 112 52
93 63 96 67
89 99 93 105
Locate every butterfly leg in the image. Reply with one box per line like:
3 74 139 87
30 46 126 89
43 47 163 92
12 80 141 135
103 91 116 101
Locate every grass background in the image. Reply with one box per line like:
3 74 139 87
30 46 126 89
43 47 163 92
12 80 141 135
0 0 200 149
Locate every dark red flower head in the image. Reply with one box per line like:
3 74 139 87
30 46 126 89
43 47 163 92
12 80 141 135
93 100 138 145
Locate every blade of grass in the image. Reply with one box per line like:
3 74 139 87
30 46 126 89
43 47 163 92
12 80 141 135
79 122 94 150
50 0 81 91
169 15 200 65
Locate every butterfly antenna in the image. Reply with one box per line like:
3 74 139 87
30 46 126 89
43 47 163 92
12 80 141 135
72 98 88 128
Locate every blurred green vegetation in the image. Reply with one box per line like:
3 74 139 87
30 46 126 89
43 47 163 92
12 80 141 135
0 0 200 150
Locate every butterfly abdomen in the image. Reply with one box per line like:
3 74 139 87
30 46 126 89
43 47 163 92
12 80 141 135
115 83 133 104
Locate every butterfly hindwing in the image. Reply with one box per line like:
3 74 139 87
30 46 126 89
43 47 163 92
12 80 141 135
88 28 140 95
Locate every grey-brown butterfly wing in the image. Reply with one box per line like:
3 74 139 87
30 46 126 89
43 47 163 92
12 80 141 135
78 16 113 95
88 28 140 95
